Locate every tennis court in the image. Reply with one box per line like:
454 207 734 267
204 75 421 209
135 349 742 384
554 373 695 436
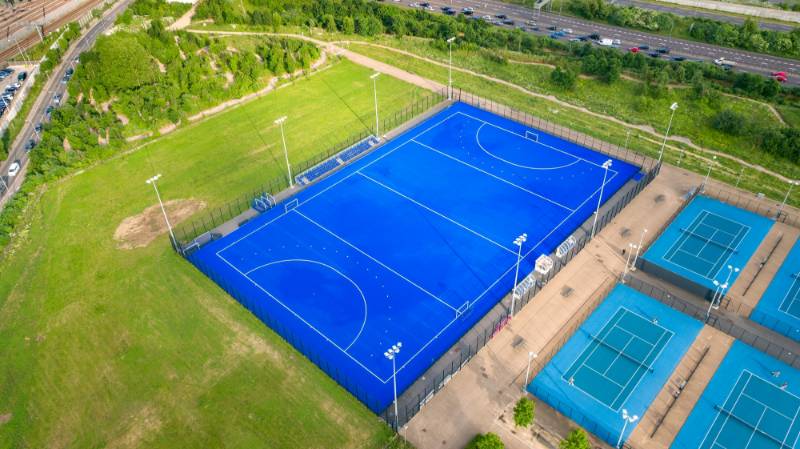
751 240 800 342
671 341 800 449
563 307 674 411
188 102 640 413
642 196 773 292
530 284 702 446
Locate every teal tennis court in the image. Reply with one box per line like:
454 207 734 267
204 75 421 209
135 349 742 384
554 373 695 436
779 273 800 320
663 210 750 281
699 370 800 449
562 306 674 411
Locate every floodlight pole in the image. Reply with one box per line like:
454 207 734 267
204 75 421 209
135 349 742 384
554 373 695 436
658 103 678 165
511 233 528 318
523 351 538 391
778 180 797 219
702 156 717 193
707 281 721 321
274 116 293 188
735 167 745 188
631 228 648 272
146 174 177 248
370 73 380 138
617 409 639 449
447 37 456 100
623 130 631 152
384 342 403 431
622 243 636 283
591 160 612 239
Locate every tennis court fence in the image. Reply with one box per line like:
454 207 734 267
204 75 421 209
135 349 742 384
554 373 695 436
702 186 800 228
172 88 448 252
624 274 800 371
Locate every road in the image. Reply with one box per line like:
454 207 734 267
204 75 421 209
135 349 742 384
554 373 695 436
0 0 133 208
407 0 800 84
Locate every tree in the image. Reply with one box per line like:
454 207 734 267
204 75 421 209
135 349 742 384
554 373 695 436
342 16 355 35
513 397 535 427
322 14 337 31
550 66 577 90
711 109 747 135
602 58 622 83
467 433 504 449
559 429 590 449
271 12 282 32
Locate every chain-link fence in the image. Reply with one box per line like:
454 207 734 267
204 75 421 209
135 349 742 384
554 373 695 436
624 274 800 370
702 186 800 227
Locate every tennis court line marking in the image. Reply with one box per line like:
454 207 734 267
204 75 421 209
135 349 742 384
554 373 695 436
562 306 674 412
778 272 800 321
293 209 459 313
357 172 517 256
215 110 467 255
411 139 575 212
243 258 369 352
662 209 751 281
474 122 582 171
453 111 619 171
700 370 800 449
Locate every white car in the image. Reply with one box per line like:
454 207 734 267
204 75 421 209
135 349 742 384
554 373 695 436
714 57 736 67
8 160 20 177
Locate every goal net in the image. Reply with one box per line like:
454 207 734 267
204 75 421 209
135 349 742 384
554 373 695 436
524 131 539 142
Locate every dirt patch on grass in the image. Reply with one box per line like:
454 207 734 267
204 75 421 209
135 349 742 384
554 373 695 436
0 413 11 425
105 405 162 449
113 199 205 249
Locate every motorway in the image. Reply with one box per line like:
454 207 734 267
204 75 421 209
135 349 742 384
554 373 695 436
0 0 133 208
612 0 795 31
408 0 800 84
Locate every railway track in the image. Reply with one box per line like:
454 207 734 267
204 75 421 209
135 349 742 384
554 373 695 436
0 0 105 63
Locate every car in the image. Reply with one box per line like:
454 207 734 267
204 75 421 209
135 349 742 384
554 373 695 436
408 2 418 6
502 18 515 25
481 14 492 20
443 8 456 15
53 94 62 105
45 105 54 115
589 33 600 40
25 139 36 152
461 7 474 14
7 160 20 177
629 47 639 53
577 35 589 41
419 2 429 6
9 82 20 89
424 5 434 10
612 39 621 46
34 123 42 133
671 56 686 62
547 25 558 31
656 47 670 54
648 51 660 58
714 57 736 68
66 67 74 75
496 13 507 19
17 71 27 81
562 28 573 34
530 26 540 31
569 37 581 42
638 44 650 50
775 75 788 83
772 71 787 77
526 19 536 25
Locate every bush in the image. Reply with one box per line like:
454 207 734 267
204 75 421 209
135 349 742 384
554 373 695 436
466 433 504 449
559 429 590 449
513 397 535 427
550 66 577 90
711 109 747 136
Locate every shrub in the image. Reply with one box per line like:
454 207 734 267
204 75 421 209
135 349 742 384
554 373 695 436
559 429 590 449
466 432 504 449
513 397 535 427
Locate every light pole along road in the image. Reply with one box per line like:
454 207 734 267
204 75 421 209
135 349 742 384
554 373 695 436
406 0 800 85
0 0 135 210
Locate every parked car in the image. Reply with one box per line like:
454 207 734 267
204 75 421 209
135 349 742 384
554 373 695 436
34 122 42 133
53 94 62 105
8 160 20 177
17 71 27 81
25 139 36 152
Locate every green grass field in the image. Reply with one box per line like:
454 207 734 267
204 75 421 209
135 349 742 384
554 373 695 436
341 38 800 207
0 59 424 448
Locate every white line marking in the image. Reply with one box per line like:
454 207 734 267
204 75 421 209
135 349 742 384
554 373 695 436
358 172 517 256
244 258 368 352
293 209 459 312
474 122 581 171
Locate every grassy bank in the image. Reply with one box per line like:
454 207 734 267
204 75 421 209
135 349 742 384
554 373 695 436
0 59 424 448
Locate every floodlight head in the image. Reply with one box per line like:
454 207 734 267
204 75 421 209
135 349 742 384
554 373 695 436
622 409 629 419
602 159 613 169
713 280 720 286
447 36 456 43
145 173 162 184
632 415 639 422
370 72 380 80
384 352 394 360
274 116 287 125
670 102 678 111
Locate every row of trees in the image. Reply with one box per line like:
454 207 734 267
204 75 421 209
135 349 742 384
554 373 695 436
567 0 800 58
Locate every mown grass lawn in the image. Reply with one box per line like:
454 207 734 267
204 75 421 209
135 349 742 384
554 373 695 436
0 59 424 449
343 39 800 207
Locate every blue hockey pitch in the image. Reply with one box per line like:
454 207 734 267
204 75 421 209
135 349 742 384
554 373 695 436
189 102 640 412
